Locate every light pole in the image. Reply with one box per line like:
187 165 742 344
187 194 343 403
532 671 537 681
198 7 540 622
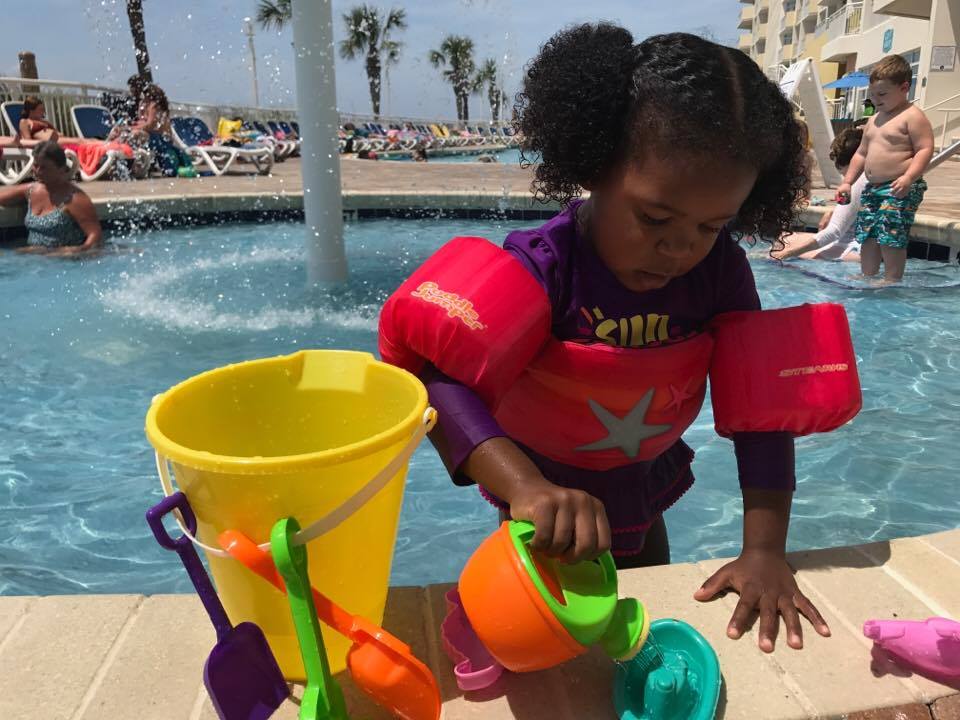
243 18 260 107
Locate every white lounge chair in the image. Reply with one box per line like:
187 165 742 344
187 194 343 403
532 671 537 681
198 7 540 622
3 101 124 182
0 146 34 185
71 104 152 179
251 121 297 159
0 143 79 186
171 117 273 176
463 126 488 146
268 121 301 156
239 121 287 161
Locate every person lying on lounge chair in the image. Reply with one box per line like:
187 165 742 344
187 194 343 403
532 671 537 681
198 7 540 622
18 96 90 145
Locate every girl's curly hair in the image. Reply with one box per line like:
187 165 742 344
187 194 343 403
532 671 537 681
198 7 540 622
514 24 809 241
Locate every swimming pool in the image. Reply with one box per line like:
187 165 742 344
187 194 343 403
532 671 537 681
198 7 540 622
386 148 524 164
2 219 959 595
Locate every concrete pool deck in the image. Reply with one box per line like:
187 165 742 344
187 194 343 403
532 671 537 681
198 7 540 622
1 157 960 258
2 529 959 720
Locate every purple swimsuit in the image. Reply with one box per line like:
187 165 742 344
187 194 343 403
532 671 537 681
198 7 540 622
422 201 794 557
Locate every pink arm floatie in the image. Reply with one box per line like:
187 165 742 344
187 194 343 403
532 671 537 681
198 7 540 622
709 303 862 437
378 236 552 409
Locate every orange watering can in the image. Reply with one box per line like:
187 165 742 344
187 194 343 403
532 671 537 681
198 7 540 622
219 530 441 720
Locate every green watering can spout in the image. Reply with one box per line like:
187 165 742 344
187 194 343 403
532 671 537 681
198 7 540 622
599 598 648 661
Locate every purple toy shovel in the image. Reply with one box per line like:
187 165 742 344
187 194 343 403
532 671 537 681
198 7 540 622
146 492 289 720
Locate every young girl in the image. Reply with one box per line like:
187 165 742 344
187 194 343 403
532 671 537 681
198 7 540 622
124 84 191 177
382 26 843 653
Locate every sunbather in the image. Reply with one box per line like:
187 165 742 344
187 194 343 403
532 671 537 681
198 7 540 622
0 133 40 149
123 85 191 176
18 96 89 145
101 74 149 127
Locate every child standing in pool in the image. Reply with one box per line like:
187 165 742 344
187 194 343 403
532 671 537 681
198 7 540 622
381 26 850 653
835 55 934 282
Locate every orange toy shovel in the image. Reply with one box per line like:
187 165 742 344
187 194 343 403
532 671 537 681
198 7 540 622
219 530 441 720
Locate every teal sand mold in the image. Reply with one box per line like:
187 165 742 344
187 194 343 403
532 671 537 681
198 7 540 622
613 619 721 720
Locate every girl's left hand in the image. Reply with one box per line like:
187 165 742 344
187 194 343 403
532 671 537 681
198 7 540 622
694 548 830 652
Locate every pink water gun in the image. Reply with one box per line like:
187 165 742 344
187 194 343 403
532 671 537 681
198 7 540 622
863 618 960 679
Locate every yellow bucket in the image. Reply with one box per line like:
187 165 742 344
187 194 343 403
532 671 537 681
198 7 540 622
145 350 429 680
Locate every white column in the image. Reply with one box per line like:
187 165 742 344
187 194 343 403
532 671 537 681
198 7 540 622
291 0 347 284
918 0 960 148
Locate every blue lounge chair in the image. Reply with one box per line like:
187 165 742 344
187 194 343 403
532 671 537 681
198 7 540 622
171 117 273 176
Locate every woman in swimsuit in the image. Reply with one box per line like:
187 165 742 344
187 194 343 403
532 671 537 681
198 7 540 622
0 141 102 256
17 96 89 145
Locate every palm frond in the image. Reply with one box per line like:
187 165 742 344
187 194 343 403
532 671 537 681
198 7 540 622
256 0 292 32
382 39 403 66
385 7 407 32
340 7 372 59
472 57 498 93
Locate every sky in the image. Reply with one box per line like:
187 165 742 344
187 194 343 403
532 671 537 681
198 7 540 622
4 0 741 121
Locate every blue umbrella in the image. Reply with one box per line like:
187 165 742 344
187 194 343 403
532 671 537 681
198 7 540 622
823 71 870 89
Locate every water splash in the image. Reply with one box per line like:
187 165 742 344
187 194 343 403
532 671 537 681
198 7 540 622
98 246 378 332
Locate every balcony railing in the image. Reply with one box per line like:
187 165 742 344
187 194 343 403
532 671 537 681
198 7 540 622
815 2 863 43
0 77 297 138
0 76 475 134
825 97 847 120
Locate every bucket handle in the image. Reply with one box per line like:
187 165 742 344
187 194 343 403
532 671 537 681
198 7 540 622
155 407 437 558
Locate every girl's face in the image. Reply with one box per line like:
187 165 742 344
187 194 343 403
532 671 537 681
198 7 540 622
587 153 758 293
29 103 46 120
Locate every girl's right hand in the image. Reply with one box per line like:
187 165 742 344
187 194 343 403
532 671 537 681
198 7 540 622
461 437 611 563
509 481 611 564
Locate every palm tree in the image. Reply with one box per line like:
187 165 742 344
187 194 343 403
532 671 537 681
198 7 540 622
339 6 407 120
255 0 292 31
429 36 476 122
126 0 153 82
473 58 507 122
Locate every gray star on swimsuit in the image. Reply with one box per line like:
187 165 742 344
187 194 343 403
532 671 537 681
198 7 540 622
575 389 673 459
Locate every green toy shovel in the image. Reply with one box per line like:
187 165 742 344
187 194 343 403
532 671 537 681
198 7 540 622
271 517 349 720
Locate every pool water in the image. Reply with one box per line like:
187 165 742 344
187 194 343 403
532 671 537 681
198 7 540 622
388 148 524 164
2 219 959 595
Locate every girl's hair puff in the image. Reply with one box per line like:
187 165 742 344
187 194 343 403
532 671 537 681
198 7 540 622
514 25 808 241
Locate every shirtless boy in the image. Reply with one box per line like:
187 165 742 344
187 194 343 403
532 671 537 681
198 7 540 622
835 55 934 282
